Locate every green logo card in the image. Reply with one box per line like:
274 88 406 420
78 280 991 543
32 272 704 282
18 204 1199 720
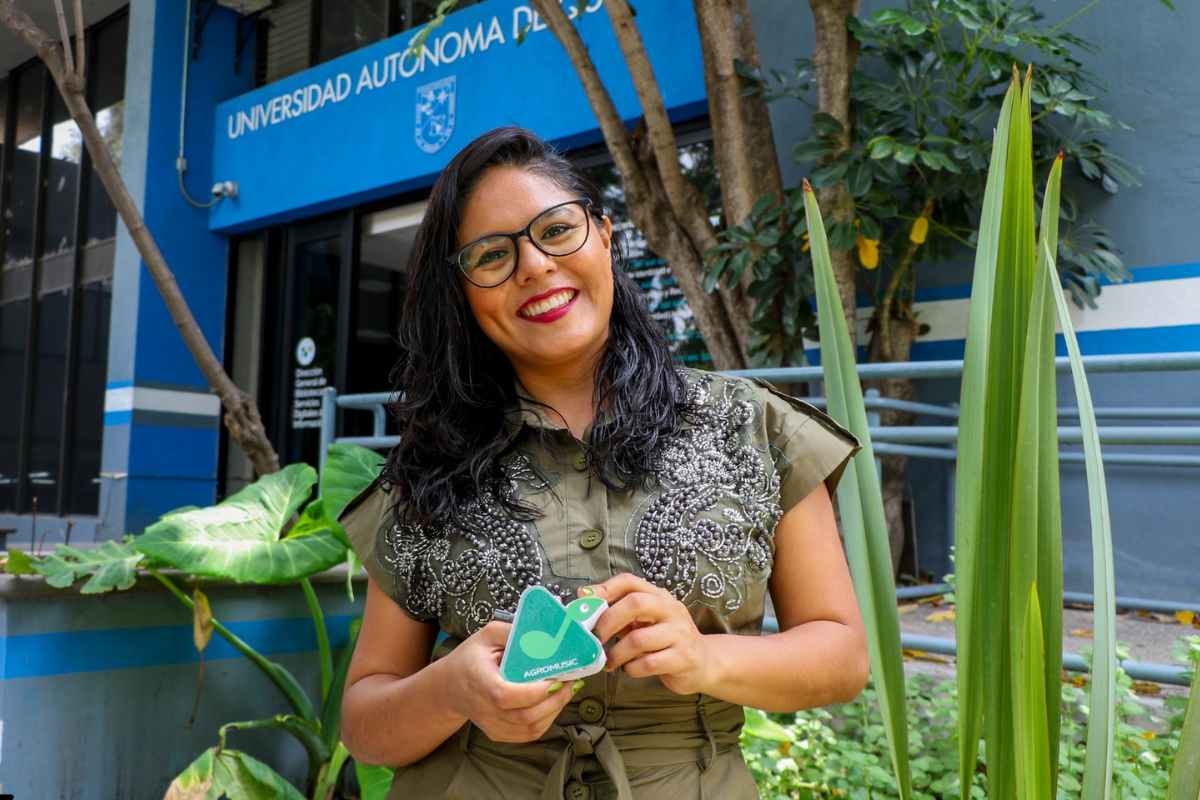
500 585 608 683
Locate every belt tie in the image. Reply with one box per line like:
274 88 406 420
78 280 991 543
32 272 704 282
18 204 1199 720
542 723 634 800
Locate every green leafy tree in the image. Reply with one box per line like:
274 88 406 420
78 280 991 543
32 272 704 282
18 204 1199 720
712 0 1138 567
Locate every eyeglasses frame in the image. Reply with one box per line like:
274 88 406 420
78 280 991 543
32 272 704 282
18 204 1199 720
449 197 595 288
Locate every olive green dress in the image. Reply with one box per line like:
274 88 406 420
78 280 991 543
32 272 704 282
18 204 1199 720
339 368 860 800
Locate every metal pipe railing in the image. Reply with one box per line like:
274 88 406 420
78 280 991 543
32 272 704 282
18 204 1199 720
728 351 1200 383
760 615 1192 686
897 582 1200 616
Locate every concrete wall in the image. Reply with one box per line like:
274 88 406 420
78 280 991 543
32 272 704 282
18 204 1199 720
750 0 1200 601
0 574 363 798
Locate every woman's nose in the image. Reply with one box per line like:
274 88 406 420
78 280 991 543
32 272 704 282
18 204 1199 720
514 236 556 284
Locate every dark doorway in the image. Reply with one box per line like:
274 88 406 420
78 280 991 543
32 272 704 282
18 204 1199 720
259 200 421 471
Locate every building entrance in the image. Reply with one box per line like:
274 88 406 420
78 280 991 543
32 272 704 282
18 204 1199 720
261 200 423 472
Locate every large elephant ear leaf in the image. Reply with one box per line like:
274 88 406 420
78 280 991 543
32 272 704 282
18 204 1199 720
136 464 345 584
320 443 386 520
23 541 144 594
164 746 305 800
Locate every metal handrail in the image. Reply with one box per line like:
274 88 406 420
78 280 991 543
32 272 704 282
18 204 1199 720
318 351 1200 474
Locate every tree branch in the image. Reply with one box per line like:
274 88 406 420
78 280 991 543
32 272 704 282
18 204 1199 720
604 0 716 254
530 0 747 368
53 0 74 77
73 0 85 82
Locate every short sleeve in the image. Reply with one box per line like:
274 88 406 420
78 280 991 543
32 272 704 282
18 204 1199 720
751 378 862 512
337 475 439 625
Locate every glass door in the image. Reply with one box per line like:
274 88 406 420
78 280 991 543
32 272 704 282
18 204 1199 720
344 200 424 439
273 215 352 469
261 200 423 470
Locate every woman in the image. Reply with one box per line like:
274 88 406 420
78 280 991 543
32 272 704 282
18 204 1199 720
339 126 869 800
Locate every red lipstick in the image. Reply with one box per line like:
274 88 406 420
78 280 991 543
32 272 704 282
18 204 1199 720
518 287 579 324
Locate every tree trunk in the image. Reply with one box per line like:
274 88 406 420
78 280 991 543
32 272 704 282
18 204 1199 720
692 0 788 352
533 0 762 369
867 249 921 573
0 0 281 477
808 0 861 346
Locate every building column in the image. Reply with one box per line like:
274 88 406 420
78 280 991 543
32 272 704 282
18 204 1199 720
100 0 253 537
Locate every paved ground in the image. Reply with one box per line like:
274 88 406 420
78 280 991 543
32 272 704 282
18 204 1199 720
897 595 1198 701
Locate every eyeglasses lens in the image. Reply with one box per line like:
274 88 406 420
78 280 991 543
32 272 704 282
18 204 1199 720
460 202 589 286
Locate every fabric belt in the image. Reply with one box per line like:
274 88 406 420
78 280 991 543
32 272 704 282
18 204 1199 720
531 696 742 800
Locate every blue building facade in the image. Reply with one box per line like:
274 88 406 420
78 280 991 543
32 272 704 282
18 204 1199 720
1 2 1198 797
0 1 1197 593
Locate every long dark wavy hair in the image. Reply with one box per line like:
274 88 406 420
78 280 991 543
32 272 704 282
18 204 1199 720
382 126 690 528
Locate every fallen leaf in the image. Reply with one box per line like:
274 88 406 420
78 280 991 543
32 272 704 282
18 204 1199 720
1069 628 1093 639
1142 730 1156 740
903 649 951 664
193 588 214 653
1130 680 1161 696
898 603 918 615
925 609 956 623
1175 610 1196 626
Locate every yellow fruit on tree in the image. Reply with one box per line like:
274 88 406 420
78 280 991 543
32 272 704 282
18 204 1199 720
910 215 930 244
857 235 880 269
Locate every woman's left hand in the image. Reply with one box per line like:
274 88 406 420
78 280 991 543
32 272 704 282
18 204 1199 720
581 573 713 696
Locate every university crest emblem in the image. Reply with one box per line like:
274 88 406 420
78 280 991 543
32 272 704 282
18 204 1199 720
415 76 456 154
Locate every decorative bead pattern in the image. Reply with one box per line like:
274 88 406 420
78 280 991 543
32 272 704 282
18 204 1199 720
627 374 781 613
376 452 574 635
374 371 783 634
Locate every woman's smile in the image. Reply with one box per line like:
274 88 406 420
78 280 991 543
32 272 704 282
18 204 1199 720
518 287 579 322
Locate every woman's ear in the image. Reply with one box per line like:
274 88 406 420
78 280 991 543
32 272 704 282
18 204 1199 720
598 214 613 251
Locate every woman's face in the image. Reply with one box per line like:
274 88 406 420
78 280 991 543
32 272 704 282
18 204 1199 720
456 165 614 375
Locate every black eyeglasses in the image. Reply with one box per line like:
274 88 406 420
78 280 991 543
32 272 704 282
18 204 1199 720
450 198 594 288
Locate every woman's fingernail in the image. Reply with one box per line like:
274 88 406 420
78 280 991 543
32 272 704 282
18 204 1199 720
547 681 564 695
579 586 595 597
572 680 586 695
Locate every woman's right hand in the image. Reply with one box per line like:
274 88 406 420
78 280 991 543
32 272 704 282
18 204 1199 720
444 620 579 743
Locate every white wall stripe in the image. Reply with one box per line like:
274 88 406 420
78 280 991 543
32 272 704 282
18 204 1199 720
103 386 221 416
805 276 1200 349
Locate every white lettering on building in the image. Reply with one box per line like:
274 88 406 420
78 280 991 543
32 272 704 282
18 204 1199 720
225 2 605 140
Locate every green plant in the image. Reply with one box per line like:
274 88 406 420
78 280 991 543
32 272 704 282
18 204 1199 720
802 179 912 798
710 0 1135 368
949 66 1122 798
5 443 393 799
742 656 1196 800
799 62 1131 796
1169 635 1200 797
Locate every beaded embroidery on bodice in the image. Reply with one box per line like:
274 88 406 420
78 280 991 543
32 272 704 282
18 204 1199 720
627 374 782 613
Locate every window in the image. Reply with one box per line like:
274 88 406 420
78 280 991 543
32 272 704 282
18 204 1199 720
85 14 127 245
318 0 391 63
41 91 82 259
0 10 126 515
4 63 44 271
69 277 112 512
578 136 722 369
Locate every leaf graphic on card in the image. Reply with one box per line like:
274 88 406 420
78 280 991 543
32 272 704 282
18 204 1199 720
500 586 607 684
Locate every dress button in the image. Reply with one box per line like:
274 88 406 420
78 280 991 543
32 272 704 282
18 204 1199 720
573 451 588 471
578 697 605 723
580 529 604 550
565 781 590 800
